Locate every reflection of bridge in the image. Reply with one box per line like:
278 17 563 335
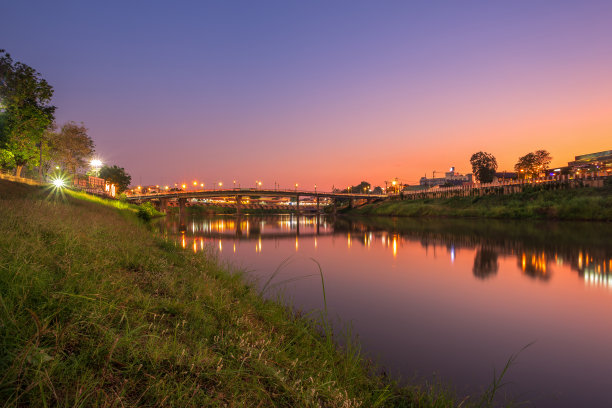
127 188 386 214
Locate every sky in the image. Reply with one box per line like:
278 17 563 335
2 0 611 189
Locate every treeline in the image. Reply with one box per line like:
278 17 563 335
470 150 553 183
0 50 130 192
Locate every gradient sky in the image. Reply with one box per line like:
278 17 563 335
2 1 611 189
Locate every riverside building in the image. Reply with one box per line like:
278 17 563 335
419 167 473 187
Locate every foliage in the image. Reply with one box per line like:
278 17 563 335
99 164 132 193
50 121 94 175
0 148 15 169
343 181 371 193
469 151 498 183
0 50 55 177
514 150 552 178
137 201 158 221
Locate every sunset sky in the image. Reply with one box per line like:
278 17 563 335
2 1 611 189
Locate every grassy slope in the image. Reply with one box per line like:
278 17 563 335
0 180 462 407
352 184 612 221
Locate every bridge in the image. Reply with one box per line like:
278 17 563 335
126 188 387 214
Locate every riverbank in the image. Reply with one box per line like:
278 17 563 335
0 179 474 407
349 183 612 221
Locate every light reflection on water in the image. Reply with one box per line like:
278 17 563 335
157 214 612 407
161 214 612 288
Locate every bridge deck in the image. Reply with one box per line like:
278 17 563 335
126 188 386 201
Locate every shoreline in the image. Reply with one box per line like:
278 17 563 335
345 183 612 222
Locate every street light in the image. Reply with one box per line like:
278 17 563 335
295 183 298 192
90 159 103 177
314 184 317 193
218 182 223 188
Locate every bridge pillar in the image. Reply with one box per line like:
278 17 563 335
159 198 169 213
235 195 242 216
178 198 187 232
295 195 300 215
178 198 187 213
316 196 320 213
332 199 337 214
349 198 355 209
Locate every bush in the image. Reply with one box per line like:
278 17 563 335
137 202 157 221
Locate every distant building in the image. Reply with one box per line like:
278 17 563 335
567 149 612 170
419 167 473 187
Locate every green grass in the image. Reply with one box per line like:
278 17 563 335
351 184 612 221
1 179 483 407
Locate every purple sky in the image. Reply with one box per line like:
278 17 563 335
2 1 611 189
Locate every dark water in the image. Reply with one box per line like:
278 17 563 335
156 213 612 407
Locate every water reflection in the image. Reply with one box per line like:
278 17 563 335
159 215 612 290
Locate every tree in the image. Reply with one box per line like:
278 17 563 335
469 151 498 183
514 149 552 179
0 50 56 177
50 122 94 175
99 165 132 193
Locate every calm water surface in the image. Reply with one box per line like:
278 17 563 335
157 213 612 407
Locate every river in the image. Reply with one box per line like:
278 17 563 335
156 213 612 407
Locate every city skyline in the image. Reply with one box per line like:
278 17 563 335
2 1 611 189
